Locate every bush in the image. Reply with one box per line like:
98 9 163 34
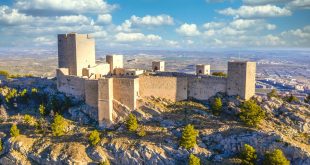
180 124 198 149
0 138 3 152
0 70 9 78
189 153 200 165
239 100 265 127
284 94 298 103
100 160 110 165
10 124 20 137
212 72 227 77
137 128 146 137
39 104 46 116
51 113 68 136
267 89 279 98
89 130 100 146
24 114 36 126
263 149 290 165
126 114 138 132
211 97 222 115
240 144 257 165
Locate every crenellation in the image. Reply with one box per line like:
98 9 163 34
56 33 256 127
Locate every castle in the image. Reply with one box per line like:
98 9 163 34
56 33 256 127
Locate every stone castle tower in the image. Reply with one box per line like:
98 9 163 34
58 33 95 76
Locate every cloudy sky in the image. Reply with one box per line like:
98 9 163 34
0 0 309 50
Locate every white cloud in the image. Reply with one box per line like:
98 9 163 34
97 14 112 24
203 22 225 29
286 0 310 9
176 23 200 36
243 0 290 5
14 0 116 14
0 5 34 25
230 19 276 30
33 36 55 45
218 5 292 18
115 32 162 42
130 15 174 26
55 15 93 25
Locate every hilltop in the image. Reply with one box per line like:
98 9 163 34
0 77 309 165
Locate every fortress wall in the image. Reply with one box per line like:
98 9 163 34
188 76 227 100
139 76 187 101
56 74 86 99
113 78 139 110
98 78 113 125
85 79 98 108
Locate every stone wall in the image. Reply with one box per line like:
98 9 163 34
139 76 187 101
56 69 86 99
113 77 139 110
188 76 227 100
85 79 98 108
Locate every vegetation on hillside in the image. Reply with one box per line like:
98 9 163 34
51 113 68 136
263 149 290 165
89 130 101 146
239 144 257 165
10 124 20 137
239 100 265 127
0 138 3 152
126 113 138 132
189 153 200 165
180 124 198 149
267 89 279 98
211 97 222 115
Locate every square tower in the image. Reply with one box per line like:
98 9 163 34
227 61 256 100
196 64 210 75
106 55 124 74
58 33 95 76
152 61 165 72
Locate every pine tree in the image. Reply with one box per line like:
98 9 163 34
10 124 20 137
189 153 200 165
51 113 68 136
263 149 290 165
89 130 100 146
267 89 278 98
180 124 198 149
211 97 222 115
239 100 265 127
240 144 257 165
126 114 138 132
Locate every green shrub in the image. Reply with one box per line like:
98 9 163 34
0 138 3 152
39 104 46 116
51 113 68 136
284 94 298 103
0 70 9 78
180 124 198 149
212 72 227 77
267 89 279 98
89 130 101 146
263 149 290 165
211 97 222 115
24 114 36 126
100 160 110 165
126 114 138 132
239 100 265 127
10 124 20 137
240 144 257 165
189 153 200 165
137 128 146 137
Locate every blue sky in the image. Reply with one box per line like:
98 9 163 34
0 0 309 50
